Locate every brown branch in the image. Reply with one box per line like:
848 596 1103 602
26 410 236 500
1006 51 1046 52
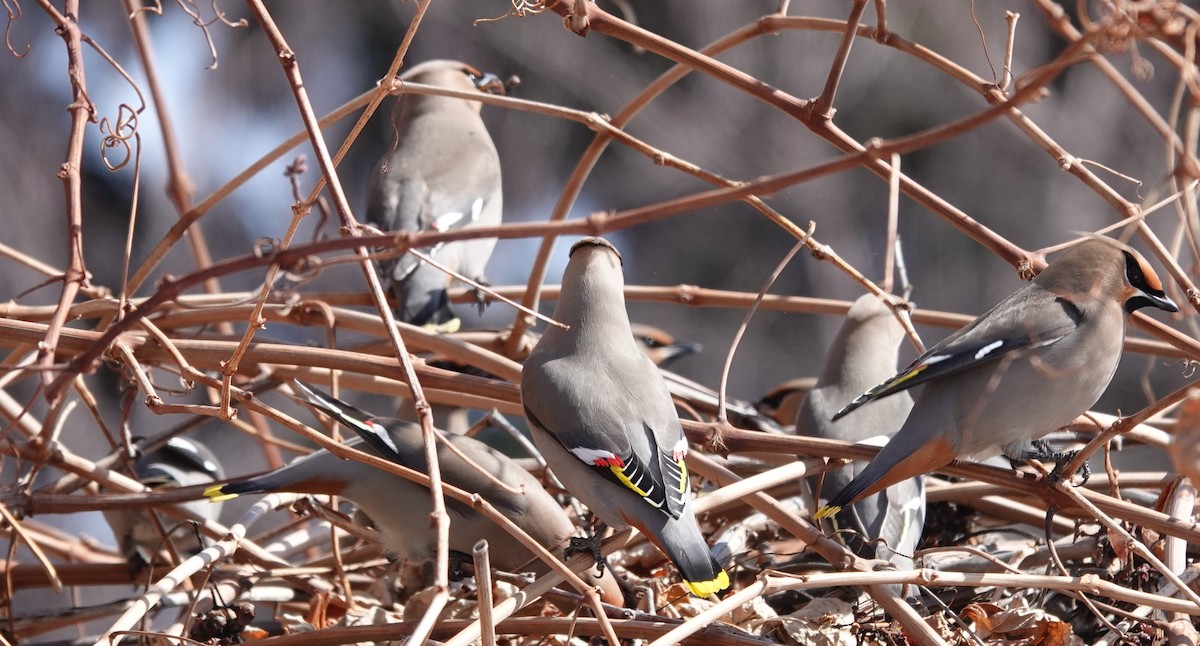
34 0 92 401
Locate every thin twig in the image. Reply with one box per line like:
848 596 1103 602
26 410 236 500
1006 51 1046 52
716 229 809 424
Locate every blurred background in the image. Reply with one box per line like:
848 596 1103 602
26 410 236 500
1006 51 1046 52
1 0 1195 639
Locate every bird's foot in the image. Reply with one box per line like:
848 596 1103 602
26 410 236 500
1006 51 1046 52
1046 451 1091 486
566 534 607 577
469 277 492 316
123 550 153 586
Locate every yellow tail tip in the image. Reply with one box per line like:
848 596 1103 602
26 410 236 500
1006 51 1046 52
684 569 730 597
814 504 841 520
203 485 238 503
423 318 462 334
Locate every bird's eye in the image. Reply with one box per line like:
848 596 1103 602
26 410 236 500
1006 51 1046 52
1123 250 1165 294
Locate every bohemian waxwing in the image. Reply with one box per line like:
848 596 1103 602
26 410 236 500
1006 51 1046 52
103 436 224 565
818 238 1178 517
204 385 623 604
366 60 504 331
754 378 816 430
661 369 788 434
629 323 702 370
795 294 923 570
521 237 730 597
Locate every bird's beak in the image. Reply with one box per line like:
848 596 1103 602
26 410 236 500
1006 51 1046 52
473 72 506 96
1127 290 1179 314
1152 293 1180 313
655 341 703 370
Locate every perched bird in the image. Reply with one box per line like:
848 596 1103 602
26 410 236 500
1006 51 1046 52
366 60 504 331
754 378 817 430
661 370 788 434
629 323 702 370
818 238 1178 518
795 294 923 570
103 436 224 566
628 323 786 432
204 385 622 604
521 237 730 597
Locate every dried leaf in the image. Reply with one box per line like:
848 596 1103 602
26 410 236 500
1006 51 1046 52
965 598 1079 644
758 597 855 646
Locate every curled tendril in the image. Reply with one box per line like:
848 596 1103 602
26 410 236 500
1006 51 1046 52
175 0 245 70
210 0 247 28
474 0 559 25
281 255 322 284
98 103 140 171
4 0 30 58
252 238 323 285
269 259 322 311
253 238 280 259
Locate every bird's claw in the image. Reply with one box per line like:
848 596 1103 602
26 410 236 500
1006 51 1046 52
566 535 606 576
1046 450 1090 485
470 277 491 316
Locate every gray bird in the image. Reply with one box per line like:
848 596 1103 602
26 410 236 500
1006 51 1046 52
103 436 224 566
366 60 504 330
819 238 1178 517
521 237 729 597
204 384 623 604
795 294 923 571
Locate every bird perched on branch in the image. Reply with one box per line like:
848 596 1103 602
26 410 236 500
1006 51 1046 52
817 238 1178 519
204 384 622 604
754 378 816 431
366 60 504 331
521 237 729 597
628 323 702 370
103 436 224 567
794 294 923 572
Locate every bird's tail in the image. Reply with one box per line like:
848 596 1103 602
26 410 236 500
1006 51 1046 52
202 467 345 503
203 480 259 503
816 432 952 519
637 509 730 597
681 556 730 597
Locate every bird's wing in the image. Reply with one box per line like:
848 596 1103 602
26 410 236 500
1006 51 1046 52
289 381 412 464
833 288 1081 421
366 131 499 280
524 358 689 520
876 474 925 560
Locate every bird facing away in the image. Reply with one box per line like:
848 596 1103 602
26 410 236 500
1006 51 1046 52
817 238 1178 518
521 237 730 597
794 294 923 570
366 60 503 331
204 386 622 604
103 436 224 566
